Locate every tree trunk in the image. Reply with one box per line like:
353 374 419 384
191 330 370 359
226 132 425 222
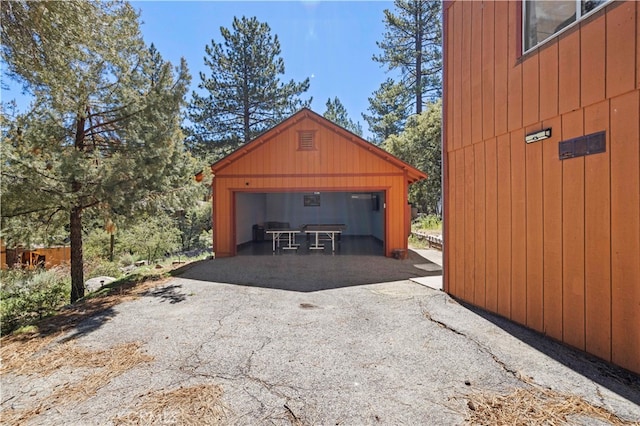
70 111 86 303
109 233 115 262
415 2 423 115
70 205 84 303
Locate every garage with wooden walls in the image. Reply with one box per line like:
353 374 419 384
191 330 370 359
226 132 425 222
442 0 639 374
209 108 426 258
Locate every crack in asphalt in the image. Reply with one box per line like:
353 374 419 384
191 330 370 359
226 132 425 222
421 307 523 384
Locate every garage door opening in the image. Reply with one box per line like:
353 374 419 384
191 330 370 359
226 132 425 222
235 191 386 255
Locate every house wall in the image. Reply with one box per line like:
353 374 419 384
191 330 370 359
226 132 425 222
0 245 70 270
443 0 640 373
35 246 70 268
213 115 412 258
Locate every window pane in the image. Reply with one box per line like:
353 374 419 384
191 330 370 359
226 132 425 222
524 0 576 51
582 0 607 15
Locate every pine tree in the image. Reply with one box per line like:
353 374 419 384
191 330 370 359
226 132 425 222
323 97 363 136
362 78 411 143
373 0 442 114
382 100 441 215
188 16 310 158
1 1 195 302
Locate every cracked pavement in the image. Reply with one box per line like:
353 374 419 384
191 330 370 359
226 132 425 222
2 255 639 425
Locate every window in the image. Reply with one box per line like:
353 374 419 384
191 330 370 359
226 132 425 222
523 0 609 53
298 130 316 150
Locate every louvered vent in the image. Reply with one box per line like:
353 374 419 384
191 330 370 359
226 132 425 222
298 131 315 150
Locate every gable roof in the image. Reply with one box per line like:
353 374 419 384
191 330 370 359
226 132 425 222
210 108 427 184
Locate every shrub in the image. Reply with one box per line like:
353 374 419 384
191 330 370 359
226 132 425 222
84 258 122 280
0 266 70 334
118 252 136 268
413 214 442 231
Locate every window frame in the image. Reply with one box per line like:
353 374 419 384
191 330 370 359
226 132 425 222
522 0 611 54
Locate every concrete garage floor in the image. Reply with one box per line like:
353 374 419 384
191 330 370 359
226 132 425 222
2 251 639 424
237 235 385 256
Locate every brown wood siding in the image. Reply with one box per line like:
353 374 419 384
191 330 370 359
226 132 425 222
471 1 484 145
496 133 512 319
464 145 475 301
484 137 498 312
507 0 522 132
482 1 495 141
581 14 606 107
584 100 612 361
474 142 486 306
525 125 543 332
494 1 509 136
610 90 640 373
538 43 559 121
561 109 586 351
541 116 563 342
606 2 636 98
510 128 527 325
443 0 640 374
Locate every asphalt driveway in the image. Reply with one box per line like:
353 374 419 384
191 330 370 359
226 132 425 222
2 253 639 425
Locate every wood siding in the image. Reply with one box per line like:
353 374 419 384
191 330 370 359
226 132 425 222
211 110 425 258
443 0 640 374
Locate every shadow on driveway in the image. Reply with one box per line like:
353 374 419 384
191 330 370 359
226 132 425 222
174 250 441 292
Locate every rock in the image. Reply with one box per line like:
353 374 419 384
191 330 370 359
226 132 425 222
85 276 116 293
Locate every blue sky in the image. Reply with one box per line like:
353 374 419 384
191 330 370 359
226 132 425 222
2 1 396 139
133 1 395 138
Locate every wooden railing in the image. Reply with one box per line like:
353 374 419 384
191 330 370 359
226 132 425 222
411 231 443 251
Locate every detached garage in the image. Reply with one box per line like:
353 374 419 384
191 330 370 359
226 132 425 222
210 108 426 257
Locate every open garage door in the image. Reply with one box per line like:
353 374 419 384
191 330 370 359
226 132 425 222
235 191 386 255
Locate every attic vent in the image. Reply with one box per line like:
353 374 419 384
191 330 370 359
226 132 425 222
298 130 316 151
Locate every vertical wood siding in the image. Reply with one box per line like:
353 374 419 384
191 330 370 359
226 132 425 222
443 0 640 374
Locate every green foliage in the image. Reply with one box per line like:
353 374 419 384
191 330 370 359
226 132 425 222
83 202 210 265
118 252 136 268
323 97 363 136
1 1 196 302
362 78 412 143
175 201 212 252
83 258 122 281
413 214 442 231
373 0 442 113
118 215 181 263
188 15 311 156
0 267 70 334
383 100 442 215
408 234 429 249
84 229 113 261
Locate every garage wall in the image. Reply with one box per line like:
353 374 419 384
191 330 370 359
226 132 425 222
236 193 267 245
371 192 385 241
264 192 378 236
